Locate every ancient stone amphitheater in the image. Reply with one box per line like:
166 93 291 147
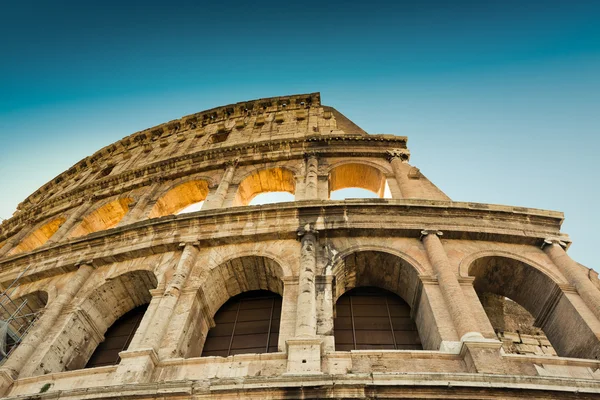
0 93 599 399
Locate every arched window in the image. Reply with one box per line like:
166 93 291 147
148 180 209 218
202 291 281 357
334 287 422 351
469 255 600 359
9 217 66 255
0 291 48 361
233 168 296 206
328 163 390 199
69 197 134 238
85 304 148 368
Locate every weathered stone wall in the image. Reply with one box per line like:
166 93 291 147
1 93 599 399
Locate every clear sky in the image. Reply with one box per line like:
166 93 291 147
0 0 598 268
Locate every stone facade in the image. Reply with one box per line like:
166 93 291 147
0 93 599 398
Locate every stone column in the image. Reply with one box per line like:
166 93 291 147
544 239 600 321
421 230 482 341
295 225 318 337
202 161 236 210
304 153 319 200
286 225 322 374
0 223 33 257
386 149 418 199
114 242 199 384
0 262 94 395
117 178 163 226
140 242 199 350
46 197 95 244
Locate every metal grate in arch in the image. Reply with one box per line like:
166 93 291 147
85 304 148 368
202 290 281 357
334 286 422 351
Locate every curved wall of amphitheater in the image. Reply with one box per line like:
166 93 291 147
1 93 600 399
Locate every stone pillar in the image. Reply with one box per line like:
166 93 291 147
304 153 319 200
202 161 236 210
117 179 163 226
139 242 199 350
46 198 95 244
386 149 418 199
0 262 94 395
286 225 322 374
421 230 482 341
279 277 298 350
113 242 198 384
316 275 335 351
0 223 32 257
295 225 318 337
544 239 600 321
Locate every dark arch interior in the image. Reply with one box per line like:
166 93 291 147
334 286 422 351
85 304 148 368
202 290 281 357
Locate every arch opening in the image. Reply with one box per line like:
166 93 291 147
233 168 296 207
333 251 426 350
184 255 285 358
248 191 295 205
33 270 157 374
9 217 66 255
328 163 386 199
334 286 422 351
0 290 48 361
85 304 148 368
469 256 600 359
202 290 281 357
68 197 134 238
149 180 209 218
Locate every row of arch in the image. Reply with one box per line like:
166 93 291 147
7 163 391 255
3 249 598 375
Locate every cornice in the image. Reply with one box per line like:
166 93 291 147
0 135 408 237
0 199 566 286
12 93 322 211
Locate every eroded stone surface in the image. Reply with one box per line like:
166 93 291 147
0 93 599 399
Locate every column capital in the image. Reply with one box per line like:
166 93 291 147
542 238 567 249
179 241 200 248
304 151 320 160
420 229 443 240
225 158 239 168
74 260 97 269
297 223 319 239
385 149 410 163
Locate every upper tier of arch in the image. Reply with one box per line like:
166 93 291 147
5 93 400 214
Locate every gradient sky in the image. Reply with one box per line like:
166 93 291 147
0 0 598 268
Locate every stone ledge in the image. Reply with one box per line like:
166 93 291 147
0 200 567 284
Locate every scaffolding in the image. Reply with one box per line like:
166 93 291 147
0 265 44 364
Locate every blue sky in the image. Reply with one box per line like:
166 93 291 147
0 0 598 268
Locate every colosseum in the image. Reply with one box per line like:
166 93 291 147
0 93 599 399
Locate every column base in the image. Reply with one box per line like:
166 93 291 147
284 338 324 375
113 348 159 385
460 340 504 374
0 368 16 397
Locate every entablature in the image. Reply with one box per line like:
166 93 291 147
0 200 566 287
0 136 408 239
